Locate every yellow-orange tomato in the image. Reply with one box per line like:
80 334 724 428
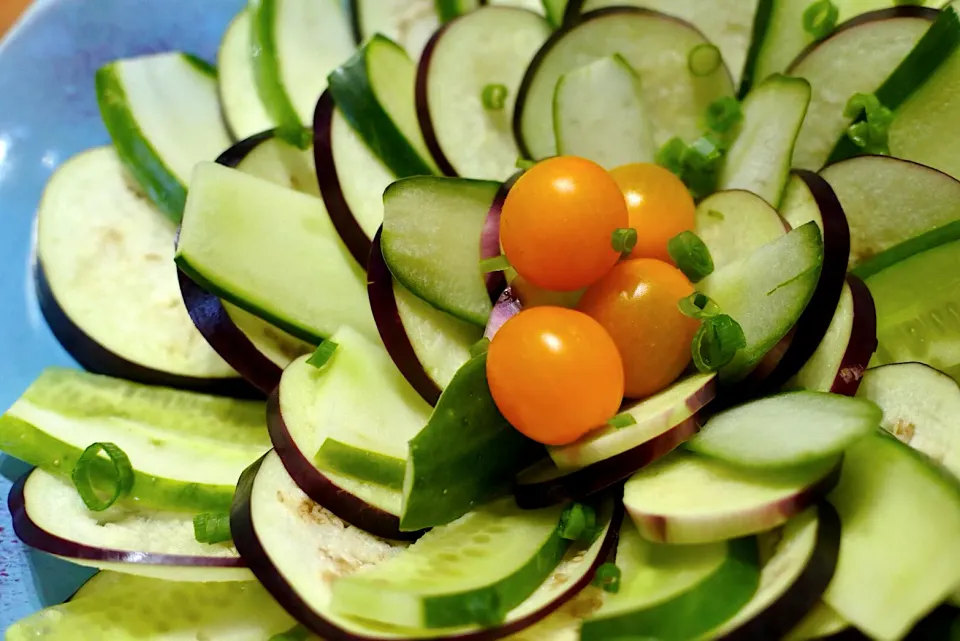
486 307 624 446
577 259 699 399
610 163 696 264
500 156 628 292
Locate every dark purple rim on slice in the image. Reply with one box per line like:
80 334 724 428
232 453 624 641
717 501 842 641
480 174 519 301
266 390 424 541
787 6 940 73
416 17 460 178
514 415 700 510
830 274 878 397
9 470 245 567
34 259 259 399
756 170 851 394
314 89 373 268
513 6 735 160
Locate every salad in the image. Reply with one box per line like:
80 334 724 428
3 0 960 638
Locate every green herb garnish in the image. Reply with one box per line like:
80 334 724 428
688 43 722 77
71 442 135 512
667 231 714 283
802 0 838 39
481 83 509 110
592 563 622 593
307 340 339 369
193 512 232 545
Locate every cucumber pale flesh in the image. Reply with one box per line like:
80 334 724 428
694 190 786 271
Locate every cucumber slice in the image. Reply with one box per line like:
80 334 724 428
823 431 960 640
515 7 735 159
623 451 839 544
175 162 375 344
851 218 960 282
70 572 126 600
785 602 851 641
699 221 824 382
553 54 655 169
866 239 960 380
331 498 568 628
581 523 760 641
329 35 439 177
95 52 231 222
381 176 500 327
719 74 811 206
35 147 240 389
11 468 251 582
231 134 319 197
688 391 880 469
577 0 762 87
5 575 294 640
348 0 440 59
857 362 960 479
249 0 354 142
694 190 786 270
419 6 550 180
217 10 276 140
704 504 841 639
788 8 933 171
402 354 541 531
821 155 960 270
548 372 716 471
0 368 269 512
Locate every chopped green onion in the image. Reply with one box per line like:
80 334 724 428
611 228 638 256
843 92 893 155
277 125 313 151
655 137 688 176
677 292 720 320
656 135 724 200
608 412 637 429
691 314 746 372
307 340 338 369
480 254 511 273
465 590 504 626
705 96 743 134
481 83 509 110
516 158 536 170
683 134 725 171
269 625 312 641
592 563 622 593
71 442 134 512
193 512 232 545
559 503 598 542
802 0 838 39
470 337 491 357
688 43 722 77
667 231 714 283
707 209 725 220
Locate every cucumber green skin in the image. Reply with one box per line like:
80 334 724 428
248 0 311 148
314 438 406 490
435 0 482 22
95 65 186 223
401 354 543 531
0 414 234 512
580 538 761 641
328 36 435 178
422 529 570 628
852 218 960 280
827 7 960 164
738 0 776 98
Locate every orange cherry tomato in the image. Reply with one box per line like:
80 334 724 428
609 163 695 264
500 156 629 292
577 259 699 399
486 307 624 446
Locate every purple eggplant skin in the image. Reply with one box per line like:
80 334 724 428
830 275 878 397
231 453 626 641
34 260 259 399
9 470 245 568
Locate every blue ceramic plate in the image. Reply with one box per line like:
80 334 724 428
0 0 244 630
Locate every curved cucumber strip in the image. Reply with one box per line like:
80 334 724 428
857 362 960 479
175 162 375 344
688 391 880 469
553 54 655 169
788 10 931 171
331 498 568 629
699 222 824 382
6 574 293 640
581 523 759 641
37 147 236 380
349 0 440 59
95 52 231 222
249 0 354 144
719 74 810 206
381 176 500 326
217 10 276 140
866 239 960 381
786 602 851 640
787 282 855 393
694 190 786 271
821 155 960 271
516 8 734 159
330 35 438 177
824 431 960 640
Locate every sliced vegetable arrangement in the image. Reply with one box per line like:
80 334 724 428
7 0 960 638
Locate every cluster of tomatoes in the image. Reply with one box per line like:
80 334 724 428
486 157 700 446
